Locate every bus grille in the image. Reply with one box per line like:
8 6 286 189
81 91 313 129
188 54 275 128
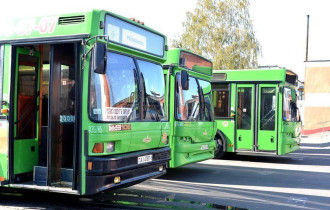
58 15 85 25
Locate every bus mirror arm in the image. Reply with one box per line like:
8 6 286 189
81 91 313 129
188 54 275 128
82 35 109 72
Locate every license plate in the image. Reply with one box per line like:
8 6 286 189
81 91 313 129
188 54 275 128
201 144 209 150
138 154 153 164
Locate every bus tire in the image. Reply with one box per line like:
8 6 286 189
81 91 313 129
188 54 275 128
214 131 226 159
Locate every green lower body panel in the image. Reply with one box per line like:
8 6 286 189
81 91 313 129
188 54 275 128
278 135 301 155
170 140 216 168
14 139 38 174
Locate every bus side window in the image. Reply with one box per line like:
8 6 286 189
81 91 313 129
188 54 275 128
212 84 230 118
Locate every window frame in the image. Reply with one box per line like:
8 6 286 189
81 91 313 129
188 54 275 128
211 82 232 119
88 50 167 123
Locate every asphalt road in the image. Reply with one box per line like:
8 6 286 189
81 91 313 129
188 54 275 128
1 132 329 209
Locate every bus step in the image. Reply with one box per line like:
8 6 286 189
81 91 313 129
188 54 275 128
61 168 73 183
33 166 47 185
33 166 73 184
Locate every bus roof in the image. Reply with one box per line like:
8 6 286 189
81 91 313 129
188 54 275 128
212 68 298 85
165 48 213 76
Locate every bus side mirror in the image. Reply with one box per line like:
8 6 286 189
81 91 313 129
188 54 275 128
181 70 189 90
92 42 107 74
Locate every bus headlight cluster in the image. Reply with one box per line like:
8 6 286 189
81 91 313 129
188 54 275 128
106 142 115 153
180 137 191 142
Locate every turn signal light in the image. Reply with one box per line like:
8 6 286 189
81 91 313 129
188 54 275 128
87 162 92 170
228 144 233 147
1 109 8 114
0 176 5 181
92 143 104 153
114 176 121 184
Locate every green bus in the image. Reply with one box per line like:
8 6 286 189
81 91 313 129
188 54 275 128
0 10 171 195
211 68 301 158
164 49 216 168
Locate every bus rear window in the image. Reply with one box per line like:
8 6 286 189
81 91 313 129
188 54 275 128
105 15 164 57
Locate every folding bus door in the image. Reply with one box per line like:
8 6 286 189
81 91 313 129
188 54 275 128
257 84 277 152
235 84 254 151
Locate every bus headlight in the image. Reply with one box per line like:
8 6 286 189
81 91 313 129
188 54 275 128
106 142 115 153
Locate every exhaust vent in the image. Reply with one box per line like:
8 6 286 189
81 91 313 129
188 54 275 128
58 15 85 25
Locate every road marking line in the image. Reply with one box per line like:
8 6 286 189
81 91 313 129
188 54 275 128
153 179 330 198
198 159 330 173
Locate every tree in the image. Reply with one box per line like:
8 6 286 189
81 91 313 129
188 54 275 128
172 0 260 70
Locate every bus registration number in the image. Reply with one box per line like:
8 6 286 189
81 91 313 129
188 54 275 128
138 155 153 164
201 145 209 150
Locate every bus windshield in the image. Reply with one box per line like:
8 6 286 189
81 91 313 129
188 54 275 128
283 87 300 122
89 52 165 122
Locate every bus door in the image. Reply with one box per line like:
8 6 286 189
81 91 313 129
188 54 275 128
235 84 254 151
13 48 40 181
48 43 77 187
257 84 277 152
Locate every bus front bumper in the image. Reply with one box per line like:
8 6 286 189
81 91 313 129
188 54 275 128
85 147 170 195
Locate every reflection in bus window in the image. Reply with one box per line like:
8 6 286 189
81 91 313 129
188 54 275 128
89 52 138 122
260 87 276 130
237 87 252 130
137 60 166 121
198 79 213 121
176 74 200 121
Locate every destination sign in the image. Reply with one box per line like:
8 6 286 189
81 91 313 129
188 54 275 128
105 15 164 57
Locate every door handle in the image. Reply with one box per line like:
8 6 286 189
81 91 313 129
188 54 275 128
239 136 242 141
270 136 274 143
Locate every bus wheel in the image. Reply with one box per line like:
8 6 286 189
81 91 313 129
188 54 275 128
214 135 225 159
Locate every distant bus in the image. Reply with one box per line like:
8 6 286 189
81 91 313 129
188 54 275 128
0 10 170 195
211 68 301 158
164 49 216 168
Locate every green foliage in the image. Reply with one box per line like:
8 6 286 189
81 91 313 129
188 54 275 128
172 0 260 70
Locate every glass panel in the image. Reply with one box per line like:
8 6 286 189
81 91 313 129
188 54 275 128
60 65 75 123
137 60 166 121
105 15 164 57
213 90 229 118
260 87 276 130
176 74 200 121
179 52 212 69
283 87 300 122
89 52 138 122
237 87 252 130
16 54 39 139
283 87 292 121
212 73 227 81
198 80 213 121
212 83 229 90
